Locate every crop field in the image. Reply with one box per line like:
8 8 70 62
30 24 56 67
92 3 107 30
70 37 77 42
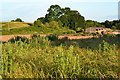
1 34 120 78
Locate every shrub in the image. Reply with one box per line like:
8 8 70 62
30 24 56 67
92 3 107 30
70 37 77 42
8 36 28 43
99 40 116 52
31 34 40 39
49 21 59 29
29 37 50 49
34 20 44 27
64 30 76 34
59 37 68 44
2 35 119 78
47 34 58 41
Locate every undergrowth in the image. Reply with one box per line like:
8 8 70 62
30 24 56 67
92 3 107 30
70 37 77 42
1 35 119 78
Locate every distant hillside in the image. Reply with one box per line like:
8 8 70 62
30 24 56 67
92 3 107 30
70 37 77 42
2 21 76 35
0 22 33 30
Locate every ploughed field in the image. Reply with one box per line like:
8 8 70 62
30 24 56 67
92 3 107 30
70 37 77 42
0 34 98 42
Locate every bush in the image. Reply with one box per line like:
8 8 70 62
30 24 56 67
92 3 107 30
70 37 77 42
47 34 58 41
103 34 116 37
31 34 40 39
29 37 50 49
49 21 59 28
2 34 119 78
8 36 28 43
34 20 44 27
59 37 68 44
99 40 116 52
64 30 76 34
2 40 119 78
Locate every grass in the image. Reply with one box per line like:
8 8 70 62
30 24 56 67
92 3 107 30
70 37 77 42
1 35 120 78
1 22 33 31
2 26 76 35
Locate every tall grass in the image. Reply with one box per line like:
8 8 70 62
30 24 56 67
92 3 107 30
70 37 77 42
2 35 119 78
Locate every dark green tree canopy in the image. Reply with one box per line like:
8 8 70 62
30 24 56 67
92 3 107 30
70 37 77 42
15 18 23 22
85 20 105 28
45 5 62 22
11 18 23 22
37 17 46 23
36 4 85 30
101 20 120 29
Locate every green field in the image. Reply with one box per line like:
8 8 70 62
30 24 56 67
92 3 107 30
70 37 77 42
1 22 77 35
1 35 120 78
2 26 76 35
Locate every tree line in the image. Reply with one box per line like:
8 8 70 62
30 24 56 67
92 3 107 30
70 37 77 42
11 5 120 31
101 20 120 30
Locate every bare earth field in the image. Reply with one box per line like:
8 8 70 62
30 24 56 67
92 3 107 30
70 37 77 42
0 34 97 42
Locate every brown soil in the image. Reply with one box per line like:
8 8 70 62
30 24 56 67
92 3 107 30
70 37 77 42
0 34 97 42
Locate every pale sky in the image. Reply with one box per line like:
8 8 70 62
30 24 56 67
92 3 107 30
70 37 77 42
0 0 119 22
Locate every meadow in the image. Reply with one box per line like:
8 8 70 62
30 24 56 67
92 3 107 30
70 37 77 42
1 22 76 35
1 34 120 79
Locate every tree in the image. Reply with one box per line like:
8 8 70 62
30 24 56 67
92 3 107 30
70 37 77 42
35 5 86 30
37 17 46 23
116 23 120 29
69 14 85 30
111 26 116 30
86 20 105 28
15 18 23 22
101 20 120 29
61 7 70 15
59 14 85 30
11 20 15 22
45 5 62 22
59 14 70 27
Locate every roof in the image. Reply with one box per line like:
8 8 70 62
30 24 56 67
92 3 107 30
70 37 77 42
85 27 112 33
114 30 120 32
86 27 105 32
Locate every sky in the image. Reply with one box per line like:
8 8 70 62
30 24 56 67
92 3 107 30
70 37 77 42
0 0 120 22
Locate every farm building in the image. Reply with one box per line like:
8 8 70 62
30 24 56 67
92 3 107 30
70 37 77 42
85 27 111 34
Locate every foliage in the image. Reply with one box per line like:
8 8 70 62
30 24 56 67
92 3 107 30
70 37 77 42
45 5 62 22
34 20 44 27
85 20 105 28
59 14 85 30
8 36 28 43
2 35 119 78
2 25 75 35
11 18 23 22
37 5 85 30
47 34 59 41
49 21 59 28
31 34 40 38
37 17 46 23
101 20 120 30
